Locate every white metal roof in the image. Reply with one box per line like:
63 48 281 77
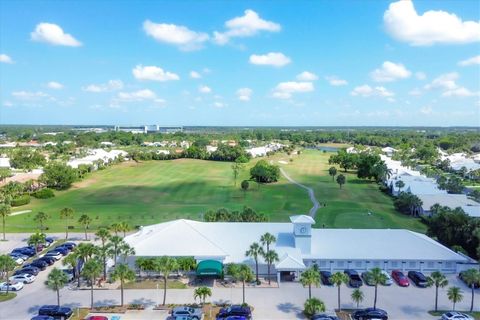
290 215 315 224
124 218 469 264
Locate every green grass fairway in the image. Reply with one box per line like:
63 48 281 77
7 150 426 233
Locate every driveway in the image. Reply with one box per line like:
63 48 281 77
1 274 479 320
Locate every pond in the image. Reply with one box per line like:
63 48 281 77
307 146 340 152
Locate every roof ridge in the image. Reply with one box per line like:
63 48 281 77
183 220 230 256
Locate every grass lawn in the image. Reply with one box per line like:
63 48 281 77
0 292 17 302
7 149 425 233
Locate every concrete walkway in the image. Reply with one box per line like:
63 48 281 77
280 168 320 218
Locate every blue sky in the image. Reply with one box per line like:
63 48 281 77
0 0 479 126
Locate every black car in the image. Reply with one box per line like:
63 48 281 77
344 269 363 288
352 308 388 320
25 260 48 270
62 242 77 249
45 237 55 245
38 256 56 265
312 314 339 320
459 271 480 288
216 305 252 319
38 305 73 319
31 316 55 320
50 247 69 255
12 247 36 257
15 266 40 276
320 271 333 285
407 271 428 288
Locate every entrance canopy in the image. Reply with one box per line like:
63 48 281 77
196 260 223 277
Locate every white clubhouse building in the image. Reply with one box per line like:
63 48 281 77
124 215 476 283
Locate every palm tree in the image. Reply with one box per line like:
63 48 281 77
351 288 364 309
447 286 463 311
78 214 92 240
110 223 121 236
76 243 97 263
336 174 346 189
95 228 110 279
108 235 124 265
46 268 69 306
263 250 279 285
154 256 178 305
367 267 387 309
331 271 349 311
260 232 276 285
227 264 254 304
82 259 102 309
329 167 337 181
33 211 49 231
118 222 130 238
395 180 405 194
300 267 321 299
460 269 480 312
426 271 449 312
119 242 135 263
303 298 326 318
193 286 212 305
0 255 16 296
245 242 264 284
110 263 135 306
63 252 81 287
59 207 74 240
27 232 46 256
0 204 11 241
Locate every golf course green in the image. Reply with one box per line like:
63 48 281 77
6 149 426 233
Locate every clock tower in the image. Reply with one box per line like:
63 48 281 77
290 215 315 254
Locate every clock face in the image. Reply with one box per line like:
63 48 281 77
300 226 307 234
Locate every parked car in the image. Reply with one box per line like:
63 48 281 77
86 316 109 320
320 271 333 285
60 269 74 282
459 271 480 288
0 281 24 291
216 305 252 319
408 271 428 288
9 255 24 265
38 305 73 319
344 269 363 287
381 270 393 286
9 274 36 284
10 252 29 260
312 313 340 320
44 251 63 260
24 260 48 271
15 266 40 276
59 242 76 250
441 312 474 320
352 308 388 320
224 317 248 320
171 306 203 319
361 272 375 286
12 247 35 257
45 237 54 246
51 246 69 255
391 270 409 287
31 316 55 320
38 256 56 266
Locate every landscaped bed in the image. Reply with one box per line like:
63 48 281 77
120 278 188 289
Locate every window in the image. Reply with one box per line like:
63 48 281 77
336 261 345 268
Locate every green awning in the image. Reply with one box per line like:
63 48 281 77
196 260 223 276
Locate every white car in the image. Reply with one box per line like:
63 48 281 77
0 281 24 291
381 270 393 285
441 312 474 320
9 256 24 265
9 274 36 284
44 251 62 260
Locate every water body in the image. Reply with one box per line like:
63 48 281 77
307 146 339 152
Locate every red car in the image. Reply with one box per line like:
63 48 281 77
391 270 410 287
86 317 108 320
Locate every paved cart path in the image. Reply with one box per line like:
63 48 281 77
280 167 320 218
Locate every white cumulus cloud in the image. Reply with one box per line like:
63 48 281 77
214 9 281 45
370 61 411 82
190 71 202 79
83 80 124 93
458 55 480 66
0 54 14 64
143 20 209 51
351 85 394 98
249 52 291 67
325 76 348 86
236 88 253 101
47 81 63 89
296 71 318 81
425 72 478 98
12 91 50 101
272 81 314 99
384 0 480 46
31 22 82 47
199 85 212 94
133 65 179 82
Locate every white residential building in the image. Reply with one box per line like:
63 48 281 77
67 149 128 169
0 157 11 168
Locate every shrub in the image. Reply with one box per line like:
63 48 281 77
250 160 280 183
32 188 55 199
11 194 31 207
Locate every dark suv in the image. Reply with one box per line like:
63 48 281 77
408 271 428 288
320 271 333 285
344 269 363 288
352 308 388 320
38 305 73 319
216 305 252 319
